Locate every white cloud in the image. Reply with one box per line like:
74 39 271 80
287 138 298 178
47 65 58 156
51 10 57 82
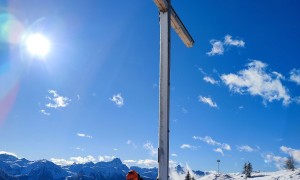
198 67 207 75
290 68 300 85
213 148 224 156
294 96 300 104
207 35 245 56
263 153 287 169
0 151 17 157
237 145 255 152
123 160 137 164
222 143 231 151
198 96 218 108
40 109 50 116
280 146 300 163
193 136 218 145
113 148 118 151
75 147 84 151
180 144 196 150
70 155 96 164
272 71 285 80
169 160 178 168
171 153 178 157
137 159 157 167
143 141 157 157
110 93 124 107
77 94 80 100
262 146 300 169
203 76 219 85
46 90 71 108
221 60 291 105
77 133 93 139
207 40 224 56
224 35 245 47
51 155 117 166
98 155 116 162
193 136 231 152
50 158 74 166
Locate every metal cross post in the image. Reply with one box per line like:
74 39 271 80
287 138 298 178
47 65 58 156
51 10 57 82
217 160 221 174
153 1 194 179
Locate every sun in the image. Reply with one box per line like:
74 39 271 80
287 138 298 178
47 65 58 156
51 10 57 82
25 33 50 58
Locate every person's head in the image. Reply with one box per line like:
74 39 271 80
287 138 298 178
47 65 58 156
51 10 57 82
126 170 142 180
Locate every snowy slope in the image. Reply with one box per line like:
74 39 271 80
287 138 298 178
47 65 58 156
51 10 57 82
192 169 300 180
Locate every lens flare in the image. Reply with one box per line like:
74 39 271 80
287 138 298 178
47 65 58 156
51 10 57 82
0 12 24 124
0 13 24 45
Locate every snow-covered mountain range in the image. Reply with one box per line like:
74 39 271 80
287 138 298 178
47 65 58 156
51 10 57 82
0 153 299 179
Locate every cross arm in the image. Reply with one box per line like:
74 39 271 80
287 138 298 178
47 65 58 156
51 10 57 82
153 0 195 47
170 7 194 47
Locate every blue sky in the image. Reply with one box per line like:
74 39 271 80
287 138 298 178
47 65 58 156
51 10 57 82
1 0 300 173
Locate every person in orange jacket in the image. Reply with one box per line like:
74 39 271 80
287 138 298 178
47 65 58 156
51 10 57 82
126 170 143 180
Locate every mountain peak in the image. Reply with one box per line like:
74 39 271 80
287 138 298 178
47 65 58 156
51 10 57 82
175 164 185 174
0 153 18 162
111 158 122 164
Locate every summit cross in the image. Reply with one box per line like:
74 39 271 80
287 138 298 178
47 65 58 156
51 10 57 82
153 0 194 179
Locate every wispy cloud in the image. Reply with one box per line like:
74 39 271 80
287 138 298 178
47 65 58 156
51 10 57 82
171 153 178 157
262 146 300 169
143 141 158 157
198 96 218 108
294 96 300 104
77 133 93 139
203 76 219 85
237 145 256 152
224 35 245 47
46 90 71 108
198 67 207 75
180 144 196 150
207 35 245 56
123 160 136 163
75 147 84 151
213 148 224 156
280 146 300 163
40 109 50 116
290 68 300 85
263 153 287 169
221 60 291 105
110 93 124 107
193 136 231 154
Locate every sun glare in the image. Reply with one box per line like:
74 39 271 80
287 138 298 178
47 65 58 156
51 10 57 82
25 33 50 58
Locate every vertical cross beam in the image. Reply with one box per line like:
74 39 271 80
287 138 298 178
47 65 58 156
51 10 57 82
158 0 171 179
154 1 194 179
